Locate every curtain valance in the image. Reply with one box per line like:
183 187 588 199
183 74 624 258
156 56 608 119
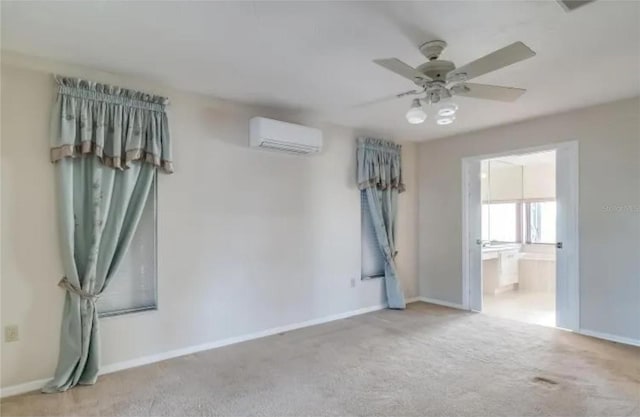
356 137 405 193
50 76 174 173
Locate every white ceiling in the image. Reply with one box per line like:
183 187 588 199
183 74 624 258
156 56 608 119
2 1 639 141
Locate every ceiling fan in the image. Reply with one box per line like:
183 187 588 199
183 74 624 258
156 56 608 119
372 40 536 125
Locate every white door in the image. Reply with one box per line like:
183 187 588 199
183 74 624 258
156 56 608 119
463 159 483 312
555 142 580 331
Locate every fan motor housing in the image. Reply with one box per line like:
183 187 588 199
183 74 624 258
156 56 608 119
419 40 447 60
416 60 456 81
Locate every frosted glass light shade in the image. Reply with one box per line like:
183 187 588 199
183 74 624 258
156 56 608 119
437 116 455 125
406 99 427 124
437 102 458 117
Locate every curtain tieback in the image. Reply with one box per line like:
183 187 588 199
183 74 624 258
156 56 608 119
58 277 101 301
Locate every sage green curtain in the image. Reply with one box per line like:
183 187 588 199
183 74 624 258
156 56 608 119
43 76 173 393
357 138 406 309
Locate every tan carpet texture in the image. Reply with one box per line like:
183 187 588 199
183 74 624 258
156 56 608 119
2 302 639 416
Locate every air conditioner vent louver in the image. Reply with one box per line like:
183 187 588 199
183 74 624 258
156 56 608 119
250 117 322 155
259 140 315 154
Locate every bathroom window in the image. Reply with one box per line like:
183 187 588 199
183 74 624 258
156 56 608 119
526 201 557 244
482 202 520 243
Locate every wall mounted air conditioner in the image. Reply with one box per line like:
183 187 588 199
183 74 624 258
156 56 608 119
249 117 322 155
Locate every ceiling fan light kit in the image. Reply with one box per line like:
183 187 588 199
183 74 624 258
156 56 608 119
436 116 455 126
437 102 458 117
405 98 427 124
372 40 536 126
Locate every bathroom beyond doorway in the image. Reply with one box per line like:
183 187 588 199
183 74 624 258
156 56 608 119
481 151 557 327
462 141 579 332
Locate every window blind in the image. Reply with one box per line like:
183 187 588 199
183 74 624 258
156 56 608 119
97 179 157 316
361 191 385 278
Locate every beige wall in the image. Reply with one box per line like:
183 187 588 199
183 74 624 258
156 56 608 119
0 54 419 388
418 97 640 341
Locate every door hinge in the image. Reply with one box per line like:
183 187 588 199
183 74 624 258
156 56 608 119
556 242 563 249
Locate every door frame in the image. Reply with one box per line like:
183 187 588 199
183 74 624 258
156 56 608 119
461 141 579 331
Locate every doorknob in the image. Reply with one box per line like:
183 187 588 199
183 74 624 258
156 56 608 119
556 242 563 249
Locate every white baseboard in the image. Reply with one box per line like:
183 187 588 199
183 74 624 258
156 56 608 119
0 378 52 399
1 302 391 398
415 298 639 347
577 328 640 347
414 298 638 347
101 302 389 375
416 296 467 310
4 300 635 398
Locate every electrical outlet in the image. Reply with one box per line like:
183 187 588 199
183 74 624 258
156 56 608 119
4 325 19 343
350 278 356 288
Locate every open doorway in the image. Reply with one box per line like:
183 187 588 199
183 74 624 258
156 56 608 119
462 142 579 332
480 151 557 327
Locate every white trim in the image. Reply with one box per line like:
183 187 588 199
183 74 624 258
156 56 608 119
417 300 638 347
461 162 470 310
577 329 640 347
461 158 482 311
0 378 52 399
4 300 635 398
1 302 398 398
555 141 580 331
101 302 380 373
416 296 466 310
101 304 387 374
461 141 578 162
461 141 580 330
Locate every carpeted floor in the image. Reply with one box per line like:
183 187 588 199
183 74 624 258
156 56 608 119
2 302 639 416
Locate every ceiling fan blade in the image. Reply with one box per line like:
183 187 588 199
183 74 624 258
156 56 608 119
454 83 526 102
353 89 420 108
450 42 536 81
373 58 431 83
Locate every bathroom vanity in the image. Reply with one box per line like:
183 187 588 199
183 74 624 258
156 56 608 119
482 244 522 294
482 243 556 294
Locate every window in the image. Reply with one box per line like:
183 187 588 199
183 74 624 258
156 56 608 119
361 191 385 279
481 202 520 243
482 200 557 245
526 201 557 244
96 179 157 317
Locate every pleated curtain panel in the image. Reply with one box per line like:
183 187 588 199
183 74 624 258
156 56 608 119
356 137 406 309
43 76 173 393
